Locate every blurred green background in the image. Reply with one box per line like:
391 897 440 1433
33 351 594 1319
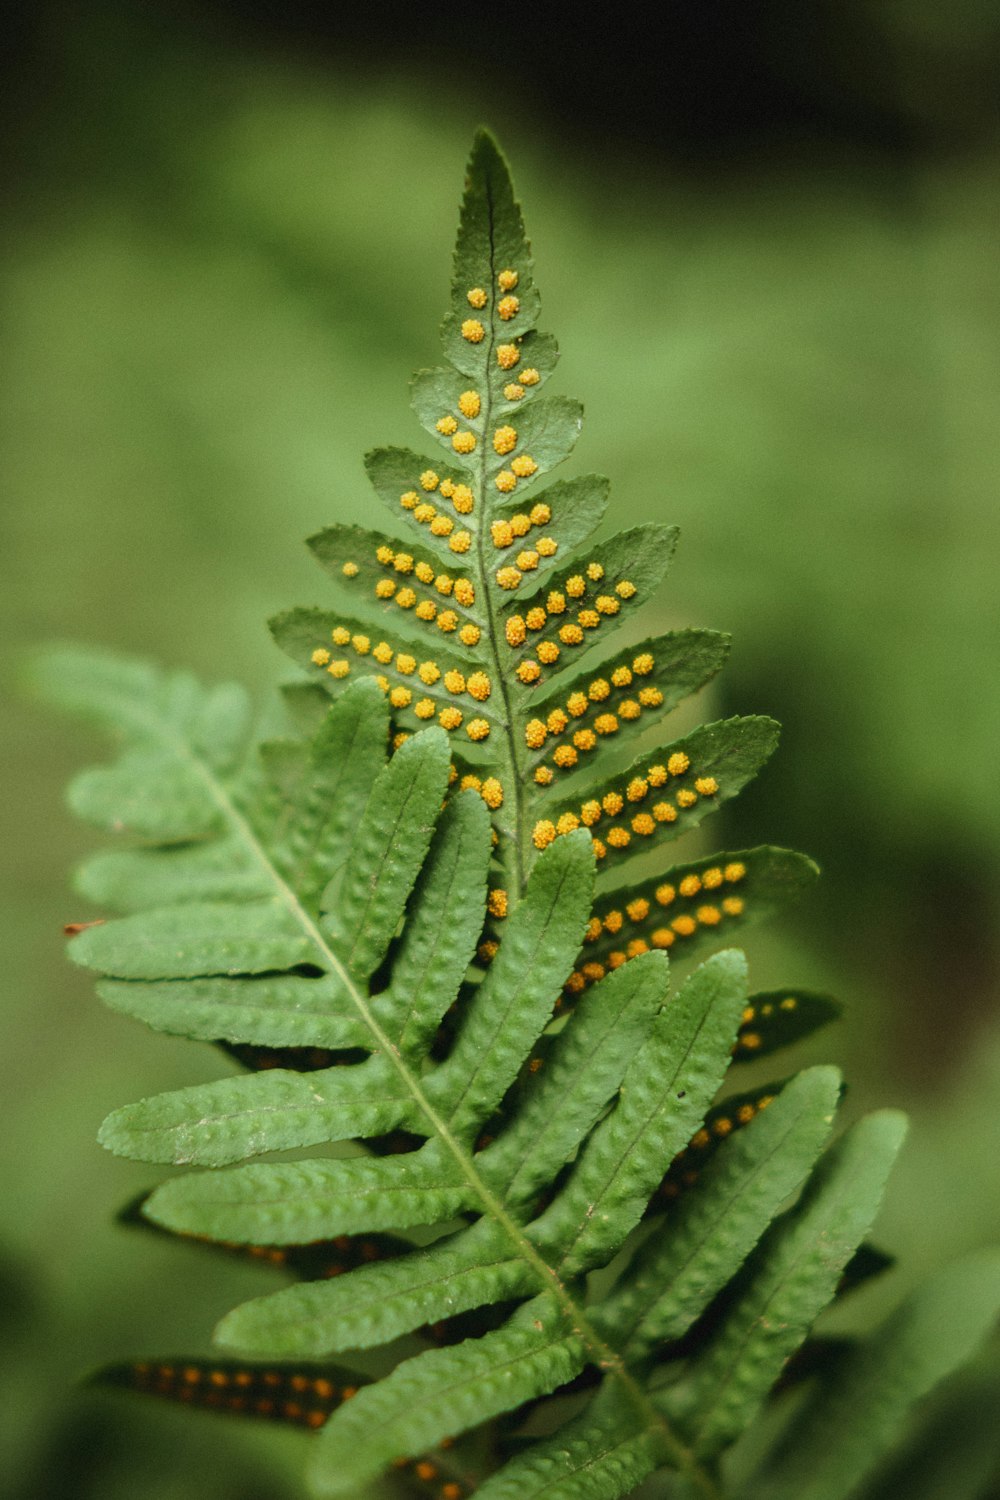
3 3 999 1496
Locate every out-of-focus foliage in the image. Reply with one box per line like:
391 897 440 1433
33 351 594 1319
3 4 998 1498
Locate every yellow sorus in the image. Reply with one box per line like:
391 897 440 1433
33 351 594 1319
679 874 702 898
352 635 371 654
565 692 587 717
632 813 656 836
546 590 566 614
525 718 547 748
452 483 474 514
376 545 395 566
311 647 331 666
651 928 675 949
653 802 678 823
342 561 359 577
580 800 601 826
578 609 600 628
443 670 466 695
698 905 722 926
616 579 637 599
547 708 569 733
392 732 410 749
415 599 437 621
461 319 485 342
481 777 504 809
459 623 481 646
436 415 458 435
607 827 631 849
466 287 488 309
511 454 538 477
437 610 458 633
530 502 552 525
332 626 351 645
497 344 520 369
439 478 455 498
533 820 556 850
525 606 546 629
395 587 417 608
647 764 667 786
506 615 527 646
626 777 648 801
467 718 490 741
667 751 690 776
420 470 439 492
672 915 697 937
596 595 620 615
611 666 632 687
676 789 698 809
496 470 517 493
414 561 435 584
626 899 650 923
498 268 519 291
565 575 586 598
537 640 560 664
560 624 584 645
389 686 412 708
375 675 389 691
467 671 491 701
458 390 481 419
395 653 416 675
517 660 541 684
478 940 499 963
655 883 676 906
493 425 518 455
400 490 418 510
586 562 605 582
594 713 619 735
520 367 540 385
504 383 525 401
517 550 539 571
496 565 522 589
492 520 514 548
553 745 577 768
574 728 596 751
723 896 745 916
702 867 724 889
460 774 482 792
639 686 664 707
453 578 475 606
449 531 472 554
430 516 454 536
452 431 476 454
439 706 463 730
418 661 440 684
536 536 557 557
534 765 554 785
619 701 641 720
487 889 509 919
582 960 605 982
602 791 624 816
375 578 396 597
413 503 435 522
589 678 611 701
633 653 654 675
725 862 746 882
393 553 414 574
414 698 436 719
712 1117 734 1138
556 812 580 834
695 776 719 795
372 642 394 664
327 660 350 679
435 575 454 597
498 294 520 320
627 938 650 957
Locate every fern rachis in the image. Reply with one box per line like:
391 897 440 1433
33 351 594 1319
40 131 1000 1500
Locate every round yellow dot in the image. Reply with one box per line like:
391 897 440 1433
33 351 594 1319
511 454 538 477
420 470 439 492
506 615 527 646
498 269 519 291
493 425 518 456
342 561 359 577
311 647 331 666
466 717 490 741
667 751 690 776
466 288 487 309
497 344 520 370
504 383 525 401
533 820 557 850
436 415 458 436
498 294 520 320
496 565 522 589
495 470 517 494
458 390 481 419
695 776 719 796
461 319 485 342
452 483 474 514
449 531 472 553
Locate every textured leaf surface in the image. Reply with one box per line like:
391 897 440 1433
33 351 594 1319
750 1250 1000 1500
70 900 314 980
310 1295 586 1497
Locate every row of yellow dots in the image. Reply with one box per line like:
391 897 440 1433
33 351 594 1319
338 553 480 643
565 902 745 993
660 1093 776 1198
130 1363 356 1427
456 772 505 812
735 995 801 1056
310 636 492 740
393 1454 464 1500
461 271 521 344
399 470 475 536
524 653 659 764
532 755 719 853
584 863 747 943
490 501 553 552
505 563 637 624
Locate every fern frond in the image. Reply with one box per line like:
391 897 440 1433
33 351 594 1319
43 127 998 1500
